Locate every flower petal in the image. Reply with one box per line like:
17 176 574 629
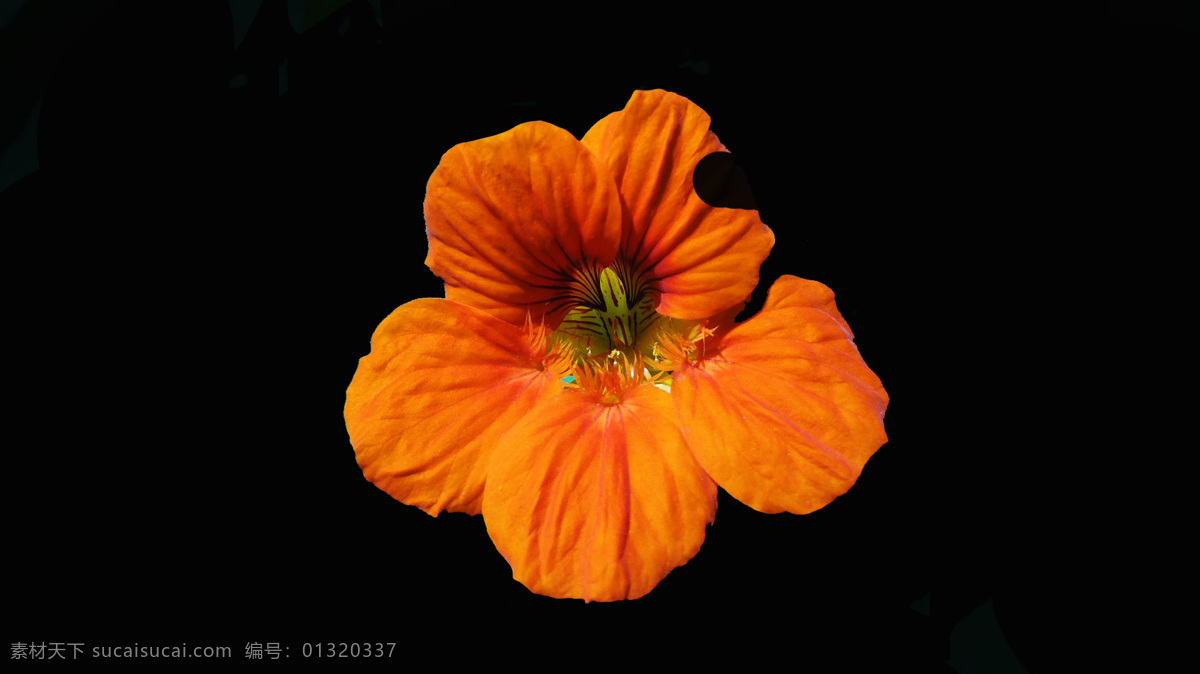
581 90 775 320
424 121 624 326
671 276 888 514
345 299 560 516
483 384 717 601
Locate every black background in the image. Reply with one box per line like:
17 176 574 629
8 0 1190 670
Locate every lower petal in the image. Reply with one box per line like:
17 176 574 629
345 299 559 516
672 276 889 514
482 385 716 601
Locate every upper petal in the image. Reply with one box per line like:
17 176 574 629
671 276 888 514
345 299 561 516
482 384 717 601
424 121 624 326
581 90 775 320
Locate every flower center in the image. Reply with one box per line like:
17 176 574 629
544 262 714 401
555 264 658 357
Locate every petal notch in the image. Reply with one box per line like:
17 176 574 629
582 90 775 320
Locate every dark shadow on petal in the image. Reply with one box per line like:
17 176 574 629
693 151 757 210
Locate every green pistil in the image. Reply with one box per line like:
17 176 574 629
555 266 659 359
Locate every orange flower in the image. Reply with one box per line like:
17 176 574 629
344 90 888 601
